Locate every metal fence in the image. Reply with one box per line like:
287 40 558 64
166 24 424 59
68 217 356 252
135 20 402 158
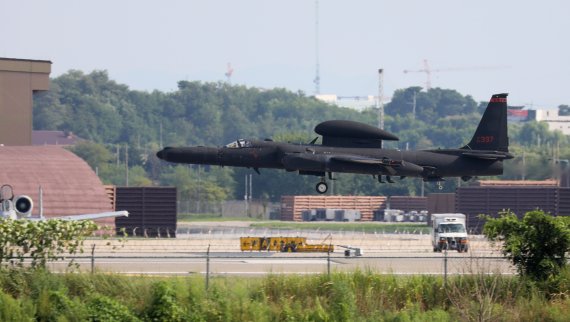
36 248 517 292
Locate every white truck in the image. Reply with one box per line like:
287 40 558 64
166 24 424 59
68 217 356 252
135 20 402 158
431 213 469 252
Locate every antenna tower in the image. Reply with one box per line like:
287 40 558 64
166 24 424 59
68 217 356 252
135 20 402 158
377 69 384 129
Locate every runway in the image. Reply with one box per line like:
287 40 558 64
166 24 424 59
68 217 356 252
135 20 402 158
46 228 515 276
49 255 514 276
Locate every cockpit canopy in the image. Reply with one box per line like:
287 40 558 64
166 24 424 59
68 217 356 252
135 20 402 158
225 139 252 148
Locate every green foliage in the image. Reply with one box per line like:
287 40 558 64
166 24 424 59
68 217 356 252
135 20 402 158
483 210 570 281
68 141 113 170
0 270 567 321
34 71 570 201
159 165 232 205
87 294 140 322
0 220 98 269
0 289 35 321
36 288 88 322
146 281 186 322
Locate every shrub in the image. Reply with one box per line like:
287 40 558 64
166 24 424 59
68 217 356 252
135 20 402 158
87 294 139 322
146 281 186 322
483 210 570 281
0 289 35 321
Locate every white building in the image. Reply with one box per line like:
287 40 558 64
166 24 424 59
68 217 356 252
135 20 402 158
530 109 570 135
315 94 378 111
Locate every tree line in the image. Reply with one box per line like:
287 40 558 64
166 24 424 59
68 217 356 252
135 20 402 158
33 70 570 203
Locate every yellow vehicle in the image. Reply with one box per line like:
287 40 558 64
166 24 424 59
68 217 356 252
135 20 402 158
240 236 333 253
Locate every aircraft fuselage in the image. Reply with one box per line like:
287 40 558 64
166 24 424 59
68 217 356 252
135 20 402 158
156 93 514 193
157 140 503 179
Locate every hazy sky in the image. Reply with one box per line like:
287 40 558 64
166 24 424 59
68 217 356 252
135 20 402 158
2 1 569 108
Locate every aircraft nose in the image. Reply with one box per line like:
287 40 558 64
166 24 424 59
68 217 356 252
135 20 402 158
156 147 171 160
156 146 220 164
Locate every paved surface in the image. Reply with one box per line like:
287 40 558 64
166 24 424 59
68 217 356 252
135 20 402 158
47 227 515 276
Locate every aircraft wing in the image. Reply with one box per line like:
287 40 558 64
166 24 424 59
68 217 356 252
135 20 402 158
331 155 425 176
49 210 129 221
331 156 401 175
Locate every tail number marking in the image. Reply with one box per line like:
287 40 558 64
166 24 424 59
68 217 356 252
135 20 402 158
490 97 507 103
476 136 494 144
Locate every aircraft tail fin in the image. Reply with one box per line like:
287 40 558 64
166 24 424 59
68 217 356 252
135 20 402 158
461 93 509 152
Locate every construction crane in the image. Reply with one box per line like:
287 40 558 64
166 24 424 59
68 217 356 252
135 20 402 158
403 59 509 90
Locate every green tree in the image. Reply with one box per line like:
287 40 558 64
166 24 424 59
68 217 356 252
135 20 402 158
0 219 98 268
33 70 570 200
483 210 570 281
68 141 113 171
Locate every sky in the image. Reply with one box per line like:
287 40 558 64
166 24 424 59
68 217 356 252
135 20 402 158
1 0 569 108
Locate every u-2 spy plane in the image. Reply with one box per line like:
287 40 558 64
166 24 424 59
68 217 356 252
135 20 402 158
157 93 514 193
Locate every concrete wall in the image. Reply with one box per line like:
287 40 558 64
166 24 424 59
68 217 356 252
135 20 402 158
0 58 51 146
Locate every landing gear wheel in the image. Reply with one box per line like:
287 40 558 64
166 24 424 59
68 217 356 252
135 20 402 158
316 182 328 194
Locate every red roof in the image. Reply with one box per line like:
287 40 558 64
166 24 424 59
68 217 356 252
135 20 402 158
0 146 114 225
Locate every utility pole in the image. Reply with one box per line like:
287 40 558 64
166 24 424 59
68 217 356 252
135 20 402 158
125 145 129 187
377 68 384 129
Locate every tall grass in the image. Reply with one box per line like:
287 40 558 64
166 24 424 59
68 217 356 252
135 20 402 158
0 268 567 321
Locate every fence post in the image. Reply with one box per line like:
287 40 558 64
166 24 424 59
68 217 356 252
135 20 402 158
327 247 331 277
443 248 448 289
206 244 210 291
91 244 96 274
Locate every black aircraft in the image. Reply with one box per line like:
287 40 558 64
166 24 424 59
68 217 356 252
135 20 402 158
157 93 514 193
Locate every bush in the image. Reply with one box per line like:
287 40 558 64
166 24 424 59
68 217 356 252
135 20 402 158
0 289 35 321
36 289 88 322
87 294 140 322
484 210 570 281
146 281 186 322
0 219 97 269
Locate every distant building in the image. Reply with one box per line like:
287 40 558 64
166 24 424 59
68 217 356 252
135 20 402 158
507 109 529 122
315 94 378 111
528 109 570 135
32 130 83 146
0 57 117 227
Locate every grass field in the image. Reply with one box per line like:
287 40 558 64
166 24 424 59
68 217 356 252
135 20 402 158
178 214 431 234
0 268 568 321
251 221 432 234
177 213 264 222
